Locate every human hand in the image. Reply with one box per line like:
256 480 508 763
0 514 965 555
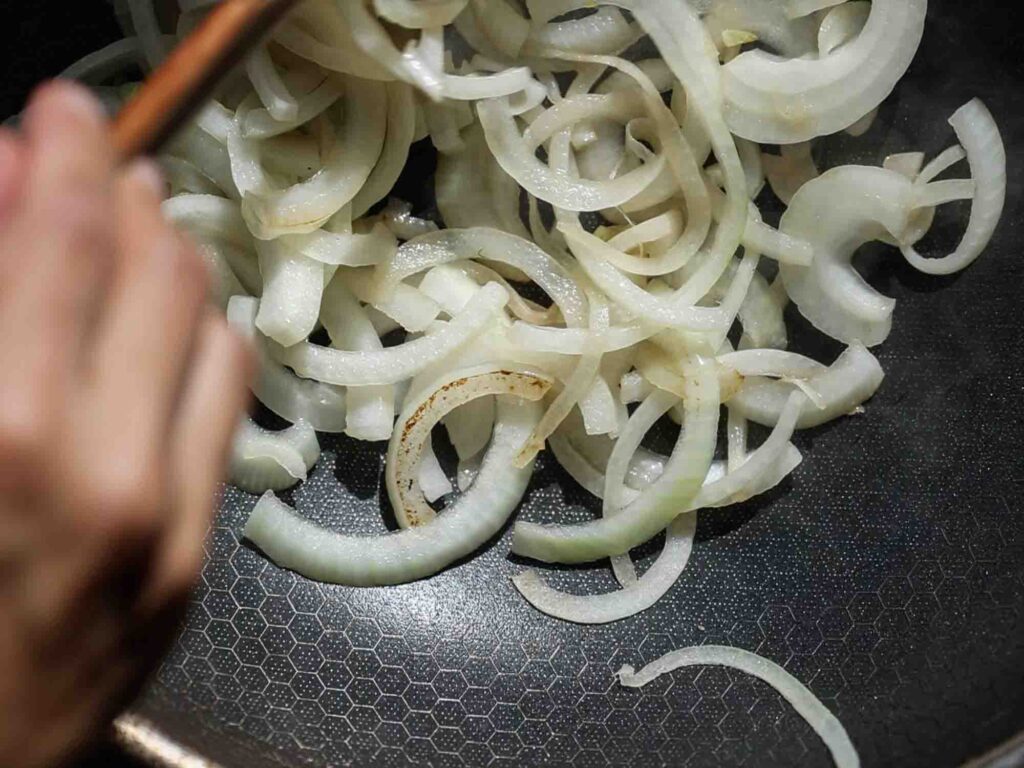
0 82 254 768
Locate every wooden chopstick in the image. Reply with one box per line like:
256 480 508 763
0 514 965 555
112 0 301 160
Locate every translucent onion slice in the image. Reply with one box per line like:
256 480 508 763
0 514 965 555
603 389 678 584
779 166 915 346
523 9 640 57
244 395 543 586
321 277 396 442
562 225 727 331
444 395 496 461
513 514 696 625
272 282 509 386
273 8 393 82
694 392 803 507
508 323 654 356
706 182 815 266
916 145 967 185
162 194 250 250
512 357 719 564
718 349 827 380
884 151 926 180
818 1 871 57
388 366 552 528
346 267 441 333
279 222 398 268
736 271 788 350
228 297 348 433
254 240 324 348
468 0 530 59
549 53 714 275
900 99 1006 276
230 419 320 494
377 228 588 325
418 439 454 503
701 0 820 57
478 96 668 212
373 0 468 28
243 78 388 239
352 83 417 218
436 122 532 240
516 298 608 467
516 400 804 624
242 75 345 139
729 343 884 429
166 124 240 198
720 0 927 143
162 156 222 197
245 46 298 122
617 647 860 768
127 0 168 68
381 198 439 242
787 0 845 19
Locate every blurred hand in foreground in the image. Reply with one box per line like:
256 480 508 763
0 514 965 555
0 81 254 768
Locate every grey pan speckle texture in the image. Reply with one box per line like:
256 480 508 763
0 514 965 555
5 2 1024 767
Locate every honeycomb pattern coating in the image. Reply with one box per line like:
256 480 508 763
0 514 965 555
134 9 1024 767
0 3 1016 767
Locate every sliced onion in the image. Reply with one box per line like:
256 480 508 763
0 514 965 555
900 99 1006 276
230 419 320 494
246 394 542 586
373 0 468 28
243 78 388 239
228 297 348 433
377 227 588 325
245 46 298 122
436 122 533 240
352 83 417 218
917 145 967 185
729 343 884 429
346 267 441 333
321 277 396 442
444 395 496 461
787 0 845 19
694 392 802 507
418 439 454 503
254 240 324 348
718 349 827 380
478 96 668 213
562 225 727 331
780 166 915 346
388 365 552 528
242 75 345 139
279 222 397 268
513 513 696 625
272 282 509 386
162 194 250 250
467 0 530 58
884 151 926 180
720 0 927 143
523 9 640 57
512 357 719 564
818 1 871 56
617 646 860 768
